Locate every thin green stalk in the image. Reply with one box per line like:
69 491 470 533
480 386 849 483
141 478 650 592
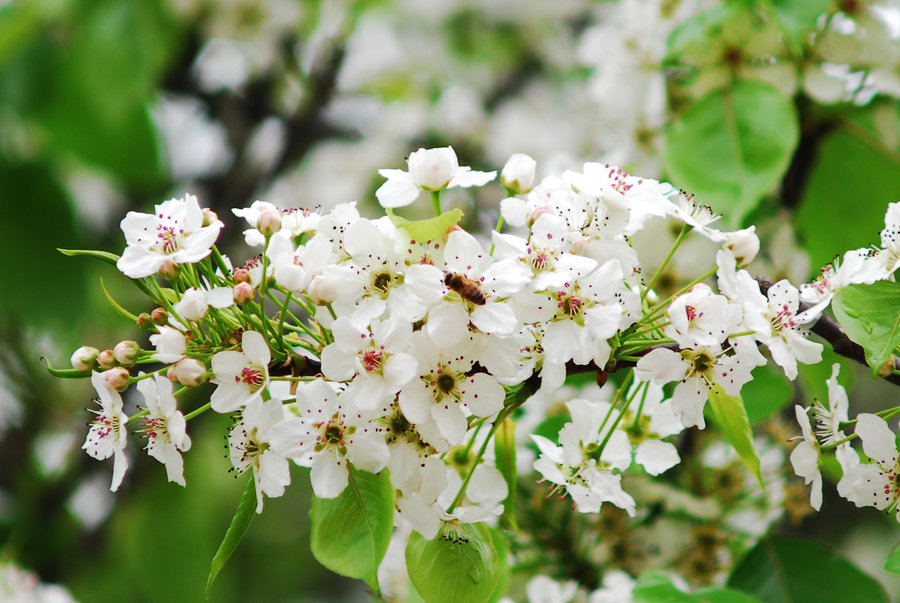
642 222 690 301
430 190 442 216
184 402 212 422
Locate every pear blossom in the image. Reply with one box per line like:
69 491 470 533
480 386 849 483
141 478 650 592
799 248 882 320
173 286 234 321
375 146 496 208
210 330 271 413
837 414 900 520
500 152 537 194
83 371 129 492
117 194 223 278
872 201 900 277
136 373 191 486
524 575 577 603
665 284 742 348
789 405 822 511
149 325 187 363
269 379 390 499
229 398 292 513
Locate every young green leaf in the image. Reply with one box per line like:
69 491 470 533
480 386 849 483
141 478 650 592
728 536 888 603
100 277 139 322
309 466 394 594
707 385 762 487
884 541 900 575
58 247 121 267
206 475 256 599
406 521 500 603
387 208 463 242
832 282 900 378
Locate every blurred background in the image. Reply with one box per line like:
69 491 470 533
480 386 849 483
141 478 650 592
1 0 900 600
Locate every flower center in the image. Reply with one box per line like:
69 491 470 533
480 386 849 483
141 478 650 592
236 365 265 392
360 348 384 373
769 304 796 333
156 224 183 254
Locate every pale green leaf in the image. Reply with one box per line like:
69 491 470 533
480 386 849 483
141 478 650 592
708 385 762 486
833 282 900 378
206 476 256 599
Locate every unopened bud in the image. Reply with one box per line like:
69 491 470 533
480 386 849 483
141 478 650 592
70 346 100 372
526 206 552 228
102 367 131 392
174 288 208 321
500 153 537 195
169 358 207 387
724 226 760 267
137 312 154 329
202 208 219 227
878 356 897 379
97 349 118 370
233 268 252 285
113 340 140 366
151 307 169 325
308 275 337 305
233 282 255 304
257 210 282 237
158 259 178 280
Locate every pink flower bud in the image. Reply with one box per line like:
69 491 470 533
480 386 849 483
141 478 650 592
202 208 219 227
724 227 760 267
159 259 178 280
102 367 131 392
97 349 117 370
257 210 282 237
151 308 169 325
233 282 255 304
137 312 154 329
233 268 252 284
526 206 552 227
500 153 536 195
169 358 207 387
70 346 100 371
308 275 337 305
113 340 140 366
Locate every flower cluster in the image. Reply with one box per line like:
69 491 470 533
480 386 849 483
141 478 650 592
59 146 900 599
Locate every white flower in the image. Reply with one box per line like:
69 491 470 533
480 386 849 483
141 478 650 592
665 283 741 348
137 373 191 486
229 398 292 513
149 326 187 363
525 575 577 603
173 286 233 321
210 330 271 413
232 200 279 247
375 146 496 208
82 371 129 492
789 405 822 511
116 194 223 278
799 248 882 319
500 153 537 195
873 201 900 276
837 414 900 520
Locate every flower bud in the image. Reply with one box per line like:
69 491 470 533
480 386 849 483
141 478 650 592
102 367 131 392
233 268 252 284
308 274 337 305
70 346 100 371
137 312 154 330
113 340 140 366
500 153 536 195
97 349 118 370
724 226 760 267
233 282 255 304
202 208 219 227
526 206 552 228
158 259 178 281
408 146 458 191
168 358 207 387
151 307 169 325
257 209 282 237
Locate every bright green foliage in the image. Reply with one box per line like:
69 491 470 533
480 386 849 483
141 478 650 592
388 208 464 242
727 537 889 603
633 571 764 603
406 522 499 603
665 81 799 227
309 466 394 593
707 385 762 486
741 362 792 424
884 541 900 576
206 476 257 599
833 282 900 378
494 417 517 528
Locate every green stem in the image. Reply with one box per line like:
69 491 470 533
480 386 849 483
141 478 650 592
430 190 442 216
641 222 691 302
184 402 212 422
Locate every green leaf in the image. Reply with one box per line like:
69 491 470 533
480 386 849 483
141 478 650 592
100 278 139 322
740 361 792 424
493 417 517 529
206 475 256 599
58 248 121 267
309 466 394 592
406 522 499 603
833 282 900 378
769 0 833 39
487 528 510 603
728 536 889 603
696 588 765 603
707 385 762 486
796 129 900 269
387 208 464 242
664 81 799 227
884 541 900 575
633 571 696 603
